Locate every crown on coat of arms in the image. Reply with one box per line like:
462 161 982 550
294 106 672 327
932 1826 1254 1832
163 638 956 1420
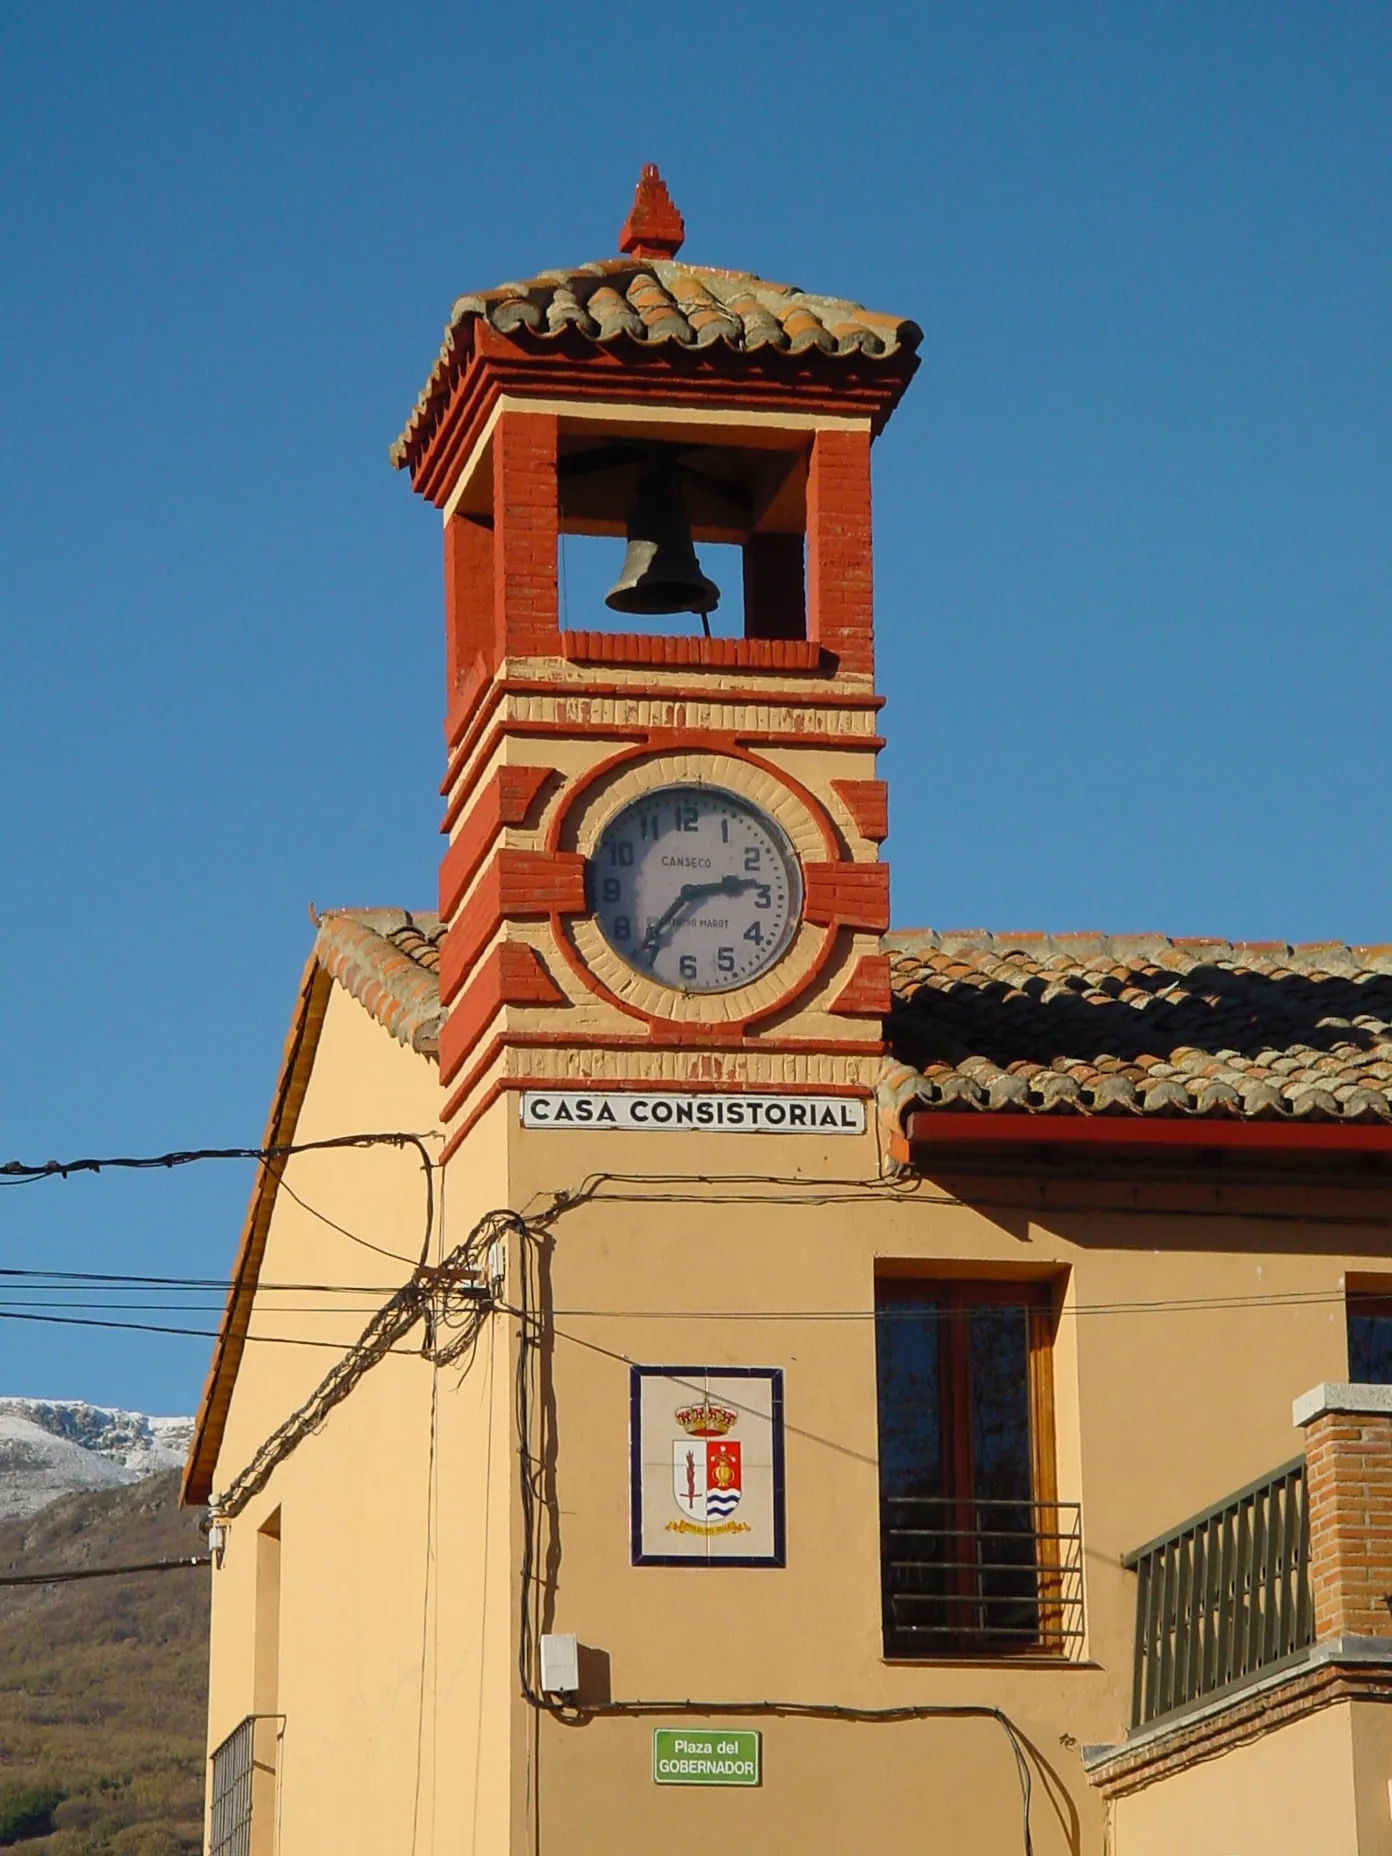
674 1401 737 1437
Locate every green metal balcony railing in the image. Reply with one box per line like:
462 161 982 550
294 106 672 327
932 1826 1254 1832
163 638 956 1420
1124 1457 1312 1730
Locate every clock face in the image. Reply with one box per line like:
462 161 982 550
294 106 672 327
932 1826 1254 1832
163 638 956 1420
589 785 803 993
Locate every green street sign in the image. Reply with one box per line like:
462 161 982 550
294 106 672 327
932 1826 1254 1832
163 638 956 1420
653 1728 761 1787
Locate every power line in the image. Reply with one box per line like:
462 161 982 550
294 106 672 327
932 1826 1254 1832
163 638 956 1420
0 1131 439 1184
0 1556 210 1589
539 1169 1392 1231
0 1308 433 1350
0 1131 439 1271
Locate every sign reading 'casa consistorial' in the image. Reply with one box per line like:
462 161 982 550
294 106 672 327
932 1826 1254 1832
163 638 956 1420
520 1091 866 1133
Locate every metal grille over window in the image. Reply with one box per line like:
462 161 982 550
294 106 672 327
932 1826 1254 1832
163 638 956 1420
874 1279 1084 1658
209 1718 256 1856
1124 1458 1312 1729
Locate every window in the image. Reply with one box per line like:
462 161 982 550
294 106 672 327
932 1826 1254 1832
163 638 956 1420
1347 1286 1392 1383
875 1279 1068 1659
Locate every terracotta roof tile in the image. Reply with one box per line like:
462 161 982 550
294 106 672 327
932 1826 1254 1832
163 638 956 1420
312 910 444 1057
883 929 1392 1126
390 258 921 468
311 909 1392 1130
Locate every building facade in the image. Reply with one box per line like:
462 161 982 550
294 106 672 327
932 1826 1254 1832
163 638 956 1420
185 170 1392 1855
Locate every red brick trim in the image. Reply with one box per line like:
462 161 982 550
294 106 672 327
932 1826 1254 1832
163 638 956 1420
444 654 493 754
439 673 884 807
438 944 566 1088
1086 1658 1392 1799
442 1073 875 1163
494 411 560 658
440 1032 883 1131
831 778 888 843
560 633 824 672
542 739 841 860
830 954 892 1017
803 862 890 932
404 335 916 506
807 428 873 678
438 763 558 922
438 850 587 1007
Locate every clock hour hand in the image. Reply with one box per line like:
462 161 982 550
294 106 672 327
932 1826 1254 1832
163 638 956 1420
639 875 758 963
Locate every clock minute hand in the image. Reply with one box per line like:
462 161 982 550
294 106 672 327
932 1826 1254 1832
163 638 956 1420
640 884 701 961
640 876 758 963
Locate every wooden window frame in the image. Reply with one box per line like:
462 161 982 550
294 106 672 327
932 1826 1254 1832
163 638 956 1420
875 1276 1064 1658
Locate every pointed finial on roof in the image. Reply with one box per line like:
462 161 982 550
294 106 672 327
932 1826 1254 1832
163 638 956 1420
619 163 685 261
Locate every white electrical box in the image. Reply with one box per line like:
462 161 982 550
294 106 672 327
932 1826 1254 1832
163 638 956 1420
539 1632 579 1695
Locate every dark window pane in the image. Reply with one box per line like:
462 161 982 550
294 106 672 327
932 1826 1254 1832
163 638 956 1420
967 1307 1032 1505
967 1305 1038 1644
1349 1301 1392 1383
876 1291 946 1653
875 1294 943 1500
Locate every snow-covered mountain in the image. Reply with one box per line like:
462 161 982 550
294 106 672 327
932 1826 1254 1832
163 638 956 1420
0 1399 194 1520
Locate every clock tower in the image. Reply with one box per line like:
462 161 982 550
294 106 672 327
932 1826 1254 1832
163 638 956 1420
392 167 921 1162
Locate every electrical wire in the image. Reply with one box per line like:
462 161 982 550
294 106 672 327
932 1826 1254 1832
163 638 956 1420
272 1172 420 1266
0 1308 432 1350
535 1169 1392 1231
0 1556 210 1588
0 1132 439 1270
0 1268 404 1292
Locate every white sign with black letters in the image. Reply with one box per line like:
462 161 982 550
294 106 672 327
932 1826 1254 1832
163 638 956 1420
519 1091 866 1134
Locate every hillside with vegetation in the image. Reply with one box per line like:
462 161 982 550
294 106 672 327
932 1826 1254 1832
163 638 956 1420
0 1472 209 1854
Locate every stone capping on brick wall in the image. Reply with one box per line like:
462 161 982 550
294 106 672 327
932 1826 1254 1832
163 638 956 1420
1293 1381 1392 1426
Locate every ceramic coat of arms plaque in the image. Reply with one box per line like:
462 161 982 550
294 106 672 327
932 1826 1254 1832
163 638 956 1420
630 1365 785 1567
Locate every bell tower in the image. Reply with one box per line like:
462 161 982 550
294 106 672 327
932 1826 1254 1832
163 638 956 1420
392 167 921 1160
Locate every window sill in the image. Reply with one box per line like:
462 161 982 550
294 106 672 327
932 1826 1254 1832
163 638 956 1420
882 1654 1100 1671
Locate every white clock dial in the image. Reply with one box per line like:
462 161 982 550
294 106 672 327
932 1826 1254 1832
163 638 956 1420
589 785 803 993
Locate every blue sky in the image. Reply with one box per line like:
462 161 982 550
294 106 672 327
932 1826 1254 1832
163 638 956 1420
1 4 1389 1413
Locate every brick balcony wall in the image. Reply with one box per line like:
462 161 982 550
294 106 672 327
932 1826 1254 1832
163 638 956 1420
1295 1382 1392 1642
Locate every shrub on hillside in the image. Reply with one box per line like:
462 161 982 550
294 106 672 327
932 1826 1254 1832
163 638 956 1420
0 1783 65 1845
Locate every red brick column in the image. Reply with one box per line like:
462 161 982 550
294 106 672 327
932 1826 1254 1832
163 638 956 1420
1295 1383 1392 1641
444 513 495 691
806 427 873 677
492 410 559 659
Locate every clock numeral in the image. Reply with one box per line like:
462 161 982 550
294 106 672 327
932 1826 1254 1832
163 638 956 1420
679 954 698 982
639 813 661 841
676 804 699 832
743 846 761 872
601 878 621 903
717 946 736 975
606 839 635 867
614 916 631 941
720 818 729 843
743 921 764 947
754 885 771 910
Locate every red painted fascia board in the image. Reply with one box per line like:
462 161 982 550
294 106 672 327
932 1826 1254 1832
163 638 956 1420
904 1111 1392 1155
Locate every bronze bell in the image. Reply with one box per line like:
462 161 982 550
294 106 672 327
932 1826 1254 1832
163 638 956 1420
605 464 720 619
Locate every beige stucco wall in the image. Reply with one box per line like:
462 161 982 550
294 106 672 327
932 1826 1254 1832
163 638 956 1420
487 1116 1373 1855
204 987 518 1856
1352 1699 1392 1855
1109 1701 1360 1855
201 979 1392 1855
